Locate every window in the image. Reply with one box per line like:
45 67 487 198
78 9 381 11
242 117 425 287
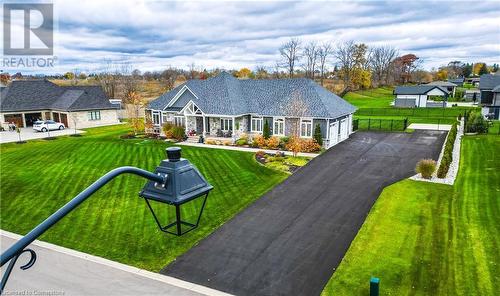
174 116 185 127
88 111 101 121
273 118 284 135
162 112 169 123
220 118 233 131
251 117 263 132
152 112 160 125
300 119 312 137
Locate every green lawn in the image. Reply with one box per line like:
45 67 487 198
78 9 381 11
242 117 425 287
322 135 500 295
0 125 287 271
343 87 394 108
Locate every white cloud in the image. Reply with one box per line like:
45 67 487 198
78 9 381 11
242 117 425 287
4 0 500 74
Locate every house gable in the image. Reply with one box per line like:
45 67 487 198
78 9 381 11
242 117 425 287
171 87 198 109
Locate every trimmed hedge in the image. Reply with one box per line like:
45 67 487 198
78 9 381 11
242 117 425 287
437 123 458 178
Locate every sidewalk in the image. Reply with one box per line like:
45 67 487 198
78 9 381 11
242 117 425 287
176 142 319 158
0 230 232 296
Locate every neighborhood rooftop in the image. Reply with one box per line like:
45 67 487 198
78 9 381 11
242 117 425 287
479 74 500 90
393 85 448 95
0 80 116 112
426 81 457 87
148 72 356 119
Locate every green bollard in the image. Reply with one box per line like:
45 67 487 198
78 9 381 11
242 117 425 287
370 277 379 296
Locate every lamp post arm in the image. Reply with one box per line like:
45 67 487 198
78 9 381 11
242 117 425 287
0 166 166 267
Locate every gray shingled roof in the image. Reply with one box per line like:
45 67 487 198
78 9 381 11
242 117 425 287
427 81 457 87
479 74 500 90
148 72 356 119
394 85 448 95
493 85 500 93
0 80 116 112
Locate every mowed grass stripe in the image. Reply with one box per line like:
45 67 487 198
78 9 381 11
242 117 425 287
322 135 499 295
0 125 287 271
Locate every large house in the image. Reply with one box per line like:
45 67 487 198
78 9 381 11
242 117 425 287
0 80 119 128
479 74 500 119
147 72 356 148
393 85 448 108
426 80 457 97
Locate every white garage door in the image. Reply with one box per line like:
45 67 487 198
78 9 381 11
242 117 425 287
328 121 338 147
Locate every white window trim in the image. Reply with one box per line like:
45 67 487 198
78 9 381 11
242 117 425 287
273 117 285 136
251 116 263 133
300 118 313 138
88 110 101 121
220 118 233 131
174 116 185 127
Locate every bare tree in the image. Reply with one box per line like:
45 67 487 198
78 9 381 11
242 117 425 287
302 41 318 79
334 40 357 91
121 64 139 100
279 38 302 78
96 60 119 99
317 42 333 85
161 68 180 91
368 46 398 86
188 63 197 79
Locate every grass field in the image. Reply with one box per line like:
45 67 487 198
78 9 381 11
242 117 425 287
0 125 287 271
322 135 500 295
343 87 394 108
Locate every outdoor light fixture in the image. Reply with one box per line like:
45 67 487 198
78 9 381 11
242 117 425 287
140 147 213 236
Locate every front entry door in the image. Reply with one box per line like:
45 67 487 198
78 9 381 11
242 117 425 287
195 117 204 134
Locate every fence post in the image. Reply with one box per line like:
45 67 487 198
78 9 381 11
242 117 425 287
379 119 382 130
391 119 393 131
370 277 380 296
403 118 408 130
368 118 371 130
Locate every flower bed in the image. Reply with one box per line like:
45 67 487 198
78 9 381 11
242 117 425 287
255 150 310 174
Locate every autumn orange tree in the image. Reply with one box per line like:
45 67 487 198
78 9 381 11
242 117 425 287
125 91 146 135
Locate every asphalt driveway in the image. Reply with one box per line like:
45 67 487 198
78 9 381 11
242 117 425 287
162 131 447 296
0 128 84 143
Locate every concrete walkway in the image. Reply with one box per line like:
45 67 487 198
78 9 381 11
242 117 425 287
0 230 232 296
407 123 452 131
0 128 84 143
162 131 447 296
176 141 319 158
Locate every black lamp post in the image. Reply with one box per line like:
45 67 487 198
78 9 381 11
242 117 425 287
140 147 213 236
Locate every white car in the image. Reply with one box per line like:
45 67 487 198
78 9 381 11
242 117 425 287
33 120 65 132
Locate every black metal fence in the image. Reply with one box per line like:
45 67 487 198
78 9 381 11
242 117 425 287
356 107 477 118
353 118 408 132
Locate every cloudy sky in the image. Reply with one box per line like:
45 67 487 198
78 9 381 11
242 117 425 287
2 0 500 74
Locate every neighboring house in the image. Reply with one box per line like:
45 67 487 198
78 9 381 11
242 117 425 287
0 80 119 128
479 74 500 119
464 89 480 102
448 78 464 87
147 72 357 148
393 85 448 108
425 81 457 97
465 77 480 87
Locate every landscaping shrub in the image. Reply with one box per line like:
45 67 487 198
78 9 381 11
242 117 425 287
252 135 267 148
416 159 436 179
465 111 488 134
223 140 232 146
120 132 135 139
263 121 271 139
437 123 458 178
267 136 280 149
314 124 323 146
279 136 290 149
301 139 321 153
235 133 248 146
162 122 175 138
171 126 186 141
205 139 216 145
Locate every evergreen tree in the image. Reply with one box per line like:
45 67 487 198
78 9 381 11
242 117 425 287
263 120 271 139
314 124 323 146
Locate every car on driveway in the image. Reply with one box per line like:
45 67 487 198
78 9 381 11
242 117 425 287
33 120 65 132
